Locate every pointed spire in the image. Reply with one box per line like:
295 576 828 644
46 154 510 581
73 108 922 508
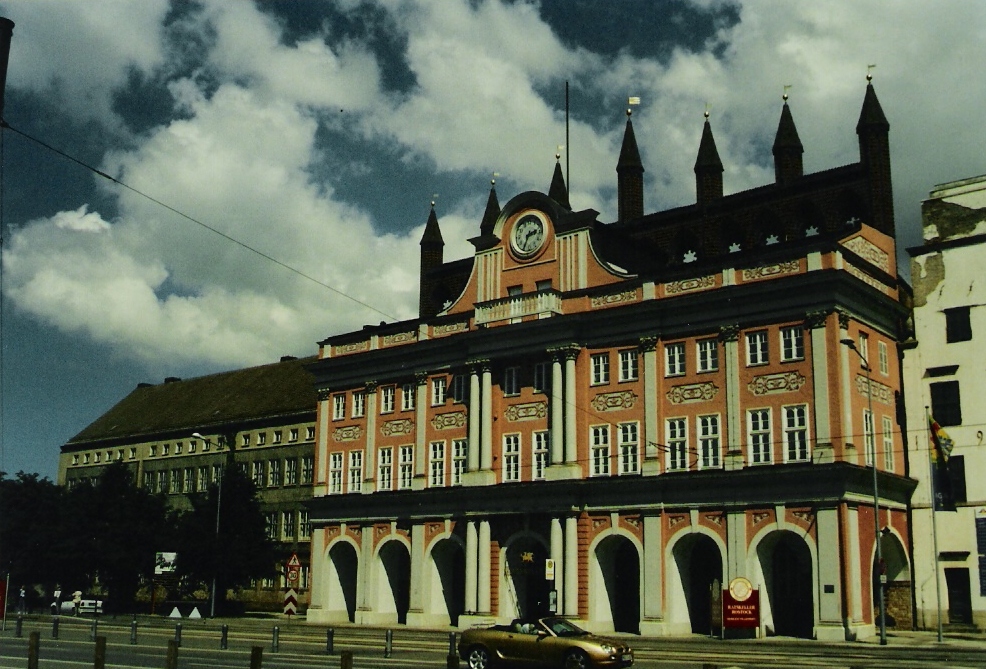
420 201 444 246
617 108 644 222
855 70 894 236
856 72 889 135
479 178 500 236
548 153 571 210
694 111 723 204
772 92 803 185
418 201 445 319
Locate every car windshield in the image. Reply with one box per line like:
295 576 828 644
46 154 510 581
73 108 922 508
541 617 589 637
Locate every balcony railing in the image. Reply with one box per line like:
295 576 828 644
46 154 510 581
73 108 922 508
475 290 563 325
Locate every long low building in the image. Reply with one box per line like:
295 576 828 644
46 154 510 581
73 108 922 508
304 81 916 640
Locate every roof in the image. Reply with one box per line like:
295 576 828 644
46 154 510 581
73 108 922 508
66 356 318 447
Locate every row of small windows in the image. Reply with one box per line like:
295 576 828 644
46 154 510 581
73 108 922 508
263 509 312 543
240 426 314 448
71 447 137 466
142 456 315 495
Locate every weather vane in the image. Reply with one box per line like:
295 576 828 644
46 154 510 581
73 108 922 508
627 95 640 116
867 64 876 81
783 84 792 101
491 171 499 186
704 101 711 119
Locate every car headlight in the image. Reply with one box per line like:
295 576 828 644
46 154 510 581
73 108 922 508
600 644 615 653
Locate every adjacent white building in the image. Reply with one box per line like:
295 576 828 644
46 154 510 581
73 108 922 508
904 173 986 630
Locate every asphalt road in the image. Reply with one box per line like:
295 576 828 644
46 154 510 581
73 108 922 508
2 615 985 669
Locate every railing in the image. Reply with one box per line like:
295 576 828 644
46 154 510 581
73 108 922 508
474 290 563 325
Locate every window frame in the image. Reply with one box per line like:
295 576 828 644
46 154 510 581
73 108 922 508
698 414 721 469
697 338 719 373
380 385 396 414
618 422 640 475
619 349 639 382
782 404 809 463
882 415 894 472
351 391 366 418
402 383 416 411
945 306 973 343
666 417 688 471
503 434 521 482
503 366 521 396
590 425 611 476
432 377 447 406
533 431 549 480
665 342 686 377
748 408 772 465
746 331 769 366
348 450 363 493
378 447 393 491
429 441 446 487
398 445 414 490
591 353 610 386
780 326 805 362
328 452 343 494
930 380 962 427
332 394 346 420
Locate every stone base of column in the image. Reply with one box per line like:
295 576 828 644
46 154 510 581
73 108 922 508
356 610 399 626
724 450 744 471
543 463 582 481
407 611 455 627
305 608 351 624
638 619 687 636
461 470 497 486
815 622 854 641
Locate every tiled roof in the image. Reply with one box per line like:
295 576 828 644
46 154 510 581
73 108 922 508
66 356 317 446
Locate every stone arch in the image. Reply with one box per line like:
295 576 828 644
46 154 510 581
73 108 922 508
499 531 550 621
751 528 815 638
588 528 643 634
323 538 359 623
876 527 911 629
666 527 726 635
374 538 411 625
425 534 466 626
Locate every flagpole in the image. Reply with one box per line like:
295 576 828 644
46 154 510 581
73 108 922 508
926 406 943 642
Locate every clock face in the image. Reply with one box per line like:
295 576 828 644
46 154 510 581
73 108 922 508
511 213 546 258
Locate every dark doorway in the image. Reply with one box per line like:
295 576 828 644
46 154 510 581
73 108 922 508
687 537 723 634
328 542 358 622
597 535 640 633
505 537 550 620
432 539 465 626
766 533 813 638
945 568 973 624
379 541 411 624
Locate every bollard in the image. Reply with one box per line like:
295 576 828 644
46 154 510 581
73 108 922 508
175 621 182 647
272 625 279 653
340 650 354 669
90 618 98 642
130 615 137 645
165 639 178 669
326 627 335 653
94 635 106 669
447 632 459 669
52 615 59 639
220 623 229 650
250 645 263 669
27 631 40 669
385 628 393 657
15 614 23 637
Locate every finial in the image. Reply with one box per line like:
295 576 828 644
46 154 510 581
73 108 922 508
627 96 640 118
626 108 632 117
866 64 876 82
491 171 499 187
783 84 792 102
556 144 564 162
431 193 438 208
704 101 711 120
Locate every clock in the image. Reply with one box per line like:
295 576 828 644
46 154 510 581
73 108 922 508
510 213 546 258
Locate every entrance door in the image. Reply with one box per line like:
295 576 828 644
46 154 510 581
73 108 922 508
770 535 813 638
944 568 973 624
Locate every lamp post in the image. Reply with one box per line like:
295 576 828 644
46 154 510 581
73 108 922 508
841 338 887 645
192 432 223 618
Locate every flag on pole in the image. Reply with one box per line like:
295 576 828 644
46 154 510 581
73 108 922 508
929 415 956 511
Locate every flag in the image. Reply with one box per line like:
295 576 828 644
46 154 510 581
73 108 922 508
929 415 956 511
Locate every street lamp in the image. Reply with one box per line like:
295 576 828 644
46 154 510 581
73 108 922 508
192 432 223 618
841 338 887 645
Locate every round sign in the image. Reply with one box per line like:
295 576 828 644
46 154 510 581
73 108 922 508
728 577 753 602
286 568 299 583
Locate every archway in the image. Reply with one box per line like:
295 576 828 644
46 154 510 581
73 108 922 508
756 531 813 638
376 540 411 624
502 535 550 620
594 535 640 633
428 538 465 626
326 542 358 622
671 534 723 634
878 531 911 629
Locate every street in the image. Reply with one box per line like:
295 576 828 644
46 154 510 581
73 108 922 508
2 615 986 669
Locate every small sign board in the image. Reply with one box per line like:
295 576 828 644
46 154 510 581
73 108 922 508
723 577 759 629
155 552 177 575
545 559 555 581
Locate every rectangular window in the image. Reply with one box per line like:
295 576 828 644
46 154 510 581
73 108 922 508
306 426 315 441
252 461 265 487
143 471 155 491
882 416 895 471
333 394 346 420
282 511 296 541
268 459 282 487
858 332 869 364
183 468 194 493
211 464 222 485
265 512 279 541
503 366 520 396
429 441 445 487
299 511 311 540
257 433 266 446
157 470 168 493
950 455 967 504
534 362 550 393
533 431 549 480
619 350 639 382
300 456 314 484
329 452 343 494
783 405 809 462
667 418 687 471
749 409 772 464
352 392 365 418
197 466 208 490
698 415 721 469
780 326 804 361
175 442 183 454
697 339 719 373
591 353 610 385
402 383 416 411
452 439 467 486
747 331 769 366
273 430 282 444
241 435 250 448
378 447 393 491
285 458 298 485
878 341 889 376
289 428 298 442
945 306 973 343
618 422 640 475
863 409 875 467
451 374 468 403
380 386 395 414
170 469 181 494
503 434 521 482
665 342 685 376
930 380 962 426
398 446 414 490
432 377 447 405
149 445 157 457
348 451 363 493
590 425 611 476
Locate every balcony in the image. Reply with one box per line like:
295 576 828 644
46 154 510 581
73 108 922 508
475 290 563 325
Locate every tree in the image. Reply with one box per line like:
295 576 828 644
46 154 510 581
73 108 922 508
173 464 275 613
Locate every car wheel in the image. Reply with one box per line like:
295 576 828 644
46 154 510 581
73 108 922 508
563 648 591 669
467 645 494 669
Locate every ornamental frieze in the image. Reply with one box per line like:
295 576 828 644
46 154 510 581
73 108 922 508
333 425 364 442
665 275 715 295
855 374 894 406
666 383 718 405
335 340 369 355
433 322 468 337
381 331 416 346
752 511 771 526
845 263 889 293
590 290 637 308
590 391 638 412
741 260 800 281
431 412 467 430
747 372 806 396
381 419 414 437
504 402 548 422
842 235 889 271
668 515 687 528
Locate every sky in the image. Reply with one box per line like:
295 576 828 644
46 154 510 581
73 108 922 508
0 0 984 480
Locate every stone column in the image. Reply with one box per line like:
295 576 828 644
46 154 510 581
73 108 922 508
807 310 834 463
564 348 579 465
550 517 564 614
639 514 664 633
640 337 660 475
414 372 428 489
364 382 377 492
550 352 564 465
564 515 579 616
478 520 491 614
815 507 845 640
481 363 493 471
468 365 481 472
409 522 425 616
465 521 478 614
356 525 373 619
720 324 743 470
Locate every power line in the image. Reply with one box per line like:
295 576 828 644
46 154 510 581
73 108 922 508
0 121 399 323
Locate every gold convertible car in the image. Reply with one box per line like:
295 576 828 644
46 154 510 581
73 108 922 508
458 616 634 669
